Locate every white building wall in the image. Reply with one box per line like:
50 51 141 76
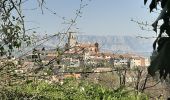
130 58 141 68
144 58 150 66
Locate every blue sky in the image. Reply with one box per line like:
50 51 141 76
23 0 158 36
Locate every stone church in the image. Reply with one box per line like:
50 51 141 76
65 32 99 55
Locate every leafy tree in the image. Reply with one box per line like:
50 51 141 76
145 0 170 79
0 0 34 57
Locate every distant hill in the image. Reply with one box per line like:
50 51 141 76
37 34 154 57
77 35 154 57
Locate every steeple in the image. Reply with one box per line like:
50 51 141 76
68 32 77 49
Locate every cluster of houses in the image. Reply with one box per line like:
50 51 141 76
23 32 150 69
60 32 149 68
14 32 150 81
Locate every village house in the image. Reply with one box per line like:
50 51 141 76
19 32 150 79
109 53 150 68
63 32 99 67
63 32 150 68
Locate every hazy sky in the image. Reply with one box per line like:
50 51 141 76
23 0 158 36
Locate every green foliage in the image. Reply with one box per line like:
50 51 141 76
145 0 170 79
0 0 33 57
0 78 148 100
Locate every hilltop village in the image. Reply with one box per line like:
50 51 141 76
6 32 150 82
25 32 150 68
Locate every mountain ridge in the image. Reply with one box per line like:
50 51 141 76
41 34 154 57
76 35 154 56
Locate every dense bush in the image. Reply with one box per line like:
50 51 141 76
0 78 148 100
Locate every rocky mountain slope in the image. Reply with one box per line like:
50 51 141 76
41 34 154 56
77 35 154 56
